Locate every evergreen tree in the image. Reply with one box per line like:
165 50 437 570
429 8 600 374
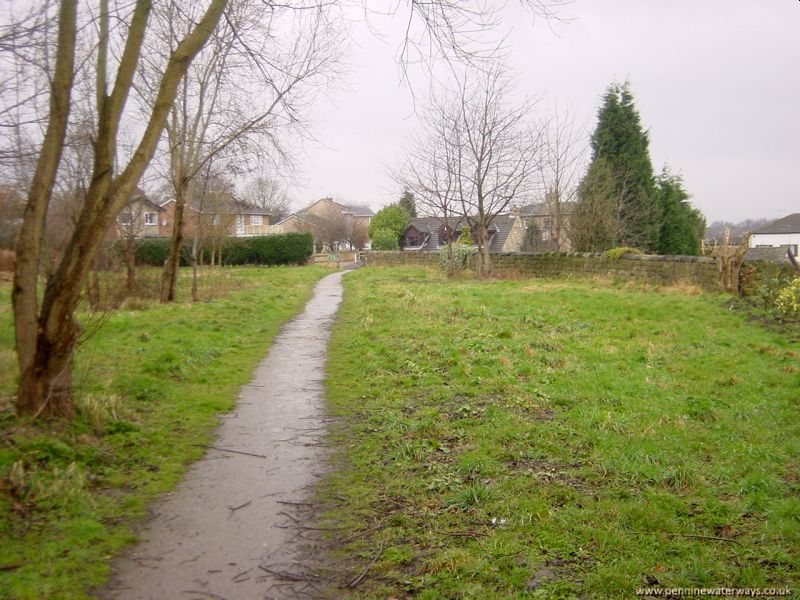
398 189 417 218
368 204 409 241
656 169 705 255
576 82 660 251
572 157 618 252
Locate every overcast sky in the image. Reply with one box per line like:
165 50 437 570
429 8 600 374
289 0 798 223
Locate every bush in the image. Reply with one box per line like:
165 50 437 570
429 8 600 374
603 246 643 261
368 205 409 240
457 225 473 245
371 228 400 251
135 239 190 266
440 242 476 271
221 233 313 265
135 233 313 267
775 277 800 317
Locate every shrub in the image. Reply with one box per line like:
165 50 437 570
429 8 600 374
371 228 400 251
441 242 476 271
135 233 313 266
135 238 171 266
457 225 473 245
775 277 800 317
603 246 643 260
221 233 313 265
368 205 409 240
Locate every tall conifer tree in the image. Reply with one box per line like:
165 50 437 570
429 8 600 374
656 169 705 255
576 82 660 251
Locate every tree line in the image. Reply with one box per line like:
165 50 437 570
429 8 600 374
0 0 564 418
391 74 705 280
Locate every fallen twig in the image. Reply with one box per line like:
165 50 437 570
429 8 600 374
274 524 347 531
338 518 389 544
277 510 301 523
182 590 230 600
343 539 385 589
195 444 266 459
227 500 252 513
258 565 324 583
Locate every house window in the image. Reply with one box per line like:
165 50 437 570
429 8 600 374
251 215 263 226
119 212 133 225
235 215 244 234
542 217 551 231
144 212 157 225
404 229 424 247
212 215 220 225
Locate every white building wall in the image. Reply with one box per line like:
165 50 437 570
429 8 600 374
749 232 800 248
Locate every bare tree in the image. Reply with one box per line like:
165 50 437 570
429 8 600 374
242 175 292 223
314 202 350 252
189 165 236 299
6 0 228 417
143 0 341 303
345 219 369 250
537 107 586 250
1 0 566 418
396 99 462 275
453 64 543 277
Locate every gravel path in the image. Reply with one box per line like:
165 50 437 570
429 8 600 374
100 271 346 600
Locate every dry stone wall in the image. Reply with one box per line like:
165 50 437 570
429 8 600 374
365 251 721 291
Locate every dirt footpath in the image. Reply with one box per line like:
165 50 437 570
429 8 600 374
100 271 346 600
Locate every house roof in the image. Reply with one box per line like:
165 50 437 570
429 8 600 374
273 211 329 229
127 187 165 212
745 245 797 263
342 204 374 217
752 213 800 235
404 215 513 251
189 194 269 216
300 197 343 213
515 201 577 217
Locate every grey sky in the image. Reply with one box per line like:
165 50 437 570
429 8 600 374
290 1 798 223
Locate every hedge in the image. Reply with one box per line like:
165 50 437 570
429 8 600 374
135 233 314 266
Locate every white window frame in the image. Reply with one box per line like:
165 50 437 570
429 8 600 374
119 212 133 225
251 215 263 226
235 215 245 234
144 212 157 226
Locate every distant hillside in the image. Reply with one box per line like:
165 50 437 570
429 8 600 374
705 218 771 244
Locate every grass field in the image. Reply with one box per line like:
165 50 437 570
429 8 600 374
0 265 327 600
321 267 800 599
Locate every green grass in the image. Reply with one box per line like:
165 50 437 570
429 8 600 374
0 265 327 600
321 266 800 599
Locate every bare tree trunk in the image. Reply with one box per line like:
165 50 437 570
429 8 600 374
191 231 200 302
87 258 101 311
161 175 195 302
124 242 136 294
446 241 454 278
476 226 491 278
12 0 77 417
13 0 229 417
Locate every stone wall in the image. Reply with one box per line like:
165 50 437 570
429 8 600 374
365 251 722 291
